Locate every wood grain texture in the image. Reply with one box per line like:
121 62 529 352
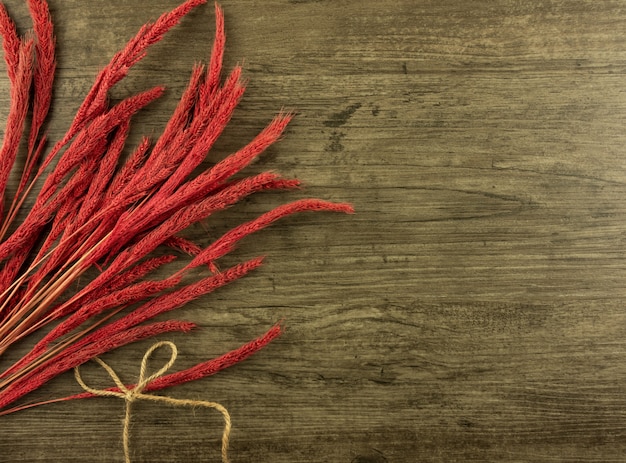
1 0 626 461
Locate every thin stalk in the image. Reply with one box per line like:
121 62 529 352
0 235 107 352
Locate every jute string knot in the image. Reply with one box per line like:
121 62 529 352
74 341 231 463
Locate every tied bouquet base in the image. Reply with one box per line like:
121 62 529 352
0 0 352 416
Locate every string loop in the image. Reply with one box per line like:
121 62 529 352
75 341 231 463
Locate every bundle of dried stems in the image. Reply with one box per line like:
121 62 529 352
0 0 352 416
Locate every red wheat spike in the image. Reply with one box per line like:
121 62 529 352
106 136 152 202
201 3 225 107
0 37 34 223
191 199 355 267
0 3 19 83
72 121 131 231
102 66 245 225
0 154 100 299
6 0 203 230
26 0 55 155
152 63 205 156
146 323 282 392
165 236 204 256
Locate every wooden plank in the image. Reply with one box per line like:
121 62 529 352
1 0 626 461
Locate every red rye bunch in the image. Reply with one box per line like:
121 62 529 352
0 0 352 415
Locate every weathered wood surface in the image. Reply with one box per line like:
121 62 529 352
1 0 626 461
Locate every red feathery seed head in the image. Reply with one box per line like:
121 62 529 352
26 0 56 153
153 63 206 155
72 121 131 231
0 37 34 213
146 323 282 392
106 136 152 202
192 199 355 266
0 4 20 83
205 3 225 101
165 236 204 256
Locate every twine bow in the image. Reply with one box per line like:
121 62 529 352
74 341 231 463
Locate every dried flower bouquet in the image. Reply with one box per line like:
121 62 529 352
0 0 352 416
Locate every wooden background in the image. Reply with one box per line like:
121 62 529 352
1 0 626 461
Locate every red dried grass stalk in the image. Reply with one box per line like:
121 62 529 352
0 0 353 416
